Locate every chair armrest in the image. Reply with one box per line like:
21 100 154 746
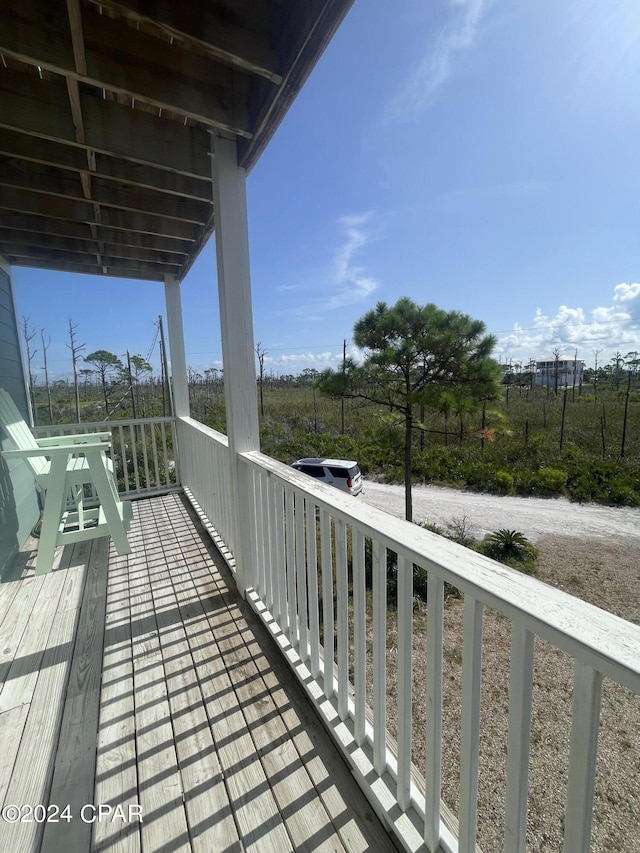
36 432 111 447
2 442 110 459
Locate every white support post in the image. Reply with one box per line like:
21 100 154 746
210 133 260 595
164 274 190 418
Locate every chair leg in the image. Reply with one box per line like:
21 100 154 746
72 484 85 530
87 451 131 556
35 455 68 575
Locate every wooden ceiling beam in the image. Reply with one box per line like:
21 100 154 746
6 255 169 281
87 0 281 83
0 128 212 202
0 72 212 178
0 127 87 172
0 158 212 224
0 229 188 264
0 187 199 241
0 212 193 253
93 207 199 242
1 243 183 274
0 0 252 134
65 0 103 267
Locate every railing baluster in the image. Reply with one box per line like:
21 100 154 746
306 500 320 680
150 421 160 489
260 472 272 608
295 493 308 662
353 528 366 746
373 538 387 775
564 662 602 853
129 423 140 493
320 509 334 699
160 421 169 486
116 425 129 496
504 624 534 853
336 517 349 720
397 554 413 811
274 482 286 630
459 595 484 853
425 573 444 851
140 422 151 491
170 418 179 486
285 489 298 647
252 468 265 597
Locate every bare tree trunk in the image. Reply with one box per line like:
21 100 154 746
67 319 85 422
21 317 38 424
404 407 413 522
256 342 267 417
41 329 54 424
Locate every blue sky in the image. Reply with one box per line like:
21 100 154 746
12 0 640 380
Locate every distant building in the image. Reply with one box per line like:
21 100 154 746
535 356 584 389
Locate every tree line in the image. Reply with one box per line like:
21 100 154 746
22 316 163 424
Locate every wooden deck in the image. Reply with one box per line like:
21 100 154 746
0 493 400 853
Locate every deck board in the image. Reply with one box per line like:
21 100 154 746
93 550 141 853
146 506 242 853
41 538 108 853
0 493 400 853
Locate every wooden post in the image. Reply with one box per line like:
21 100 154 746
560 388 568 450
621 371 632 458
164 275 190 418
210 133 260 595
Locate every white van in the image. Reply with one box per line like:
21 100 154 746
291 458 363 496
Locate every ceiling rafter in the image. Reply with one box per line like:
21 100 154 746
86 0 282 84
0 0 356 281
64 0 104 269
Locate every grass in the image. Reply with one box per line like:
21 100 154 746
33 377 640 506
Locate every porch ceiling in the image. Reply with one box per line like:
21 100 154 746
0 0 354 282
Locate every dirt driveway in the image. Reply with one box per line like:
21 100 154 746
361 480 640 543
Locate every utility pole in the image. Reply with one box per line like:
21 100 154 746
158 315 174 416
127 351 137 419
341 338 347 434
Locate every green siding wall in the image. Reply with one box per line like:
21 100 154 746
0 263 39 578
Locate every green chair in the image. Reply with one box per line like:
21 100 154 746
0 389 132 575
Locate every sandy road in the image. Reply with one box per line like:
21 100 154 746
360 480 640 544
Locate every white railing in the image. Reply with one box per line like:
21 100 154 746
176 417 234 557
34 416 179 498
177 418 640 853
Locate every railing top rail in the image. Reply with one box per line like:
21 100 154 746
178 415 229 447
241 448 640 694
34 416 177 433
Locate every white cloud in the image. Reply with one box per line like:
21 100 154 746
497 283 640 364
326 212 380 309
386 0 495 121
274 212 381 319
613 282 640 303
260 346 364 376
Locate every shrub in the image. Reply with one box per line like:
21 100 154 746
479 529 538 573
495 470 515 494
532 467 567 495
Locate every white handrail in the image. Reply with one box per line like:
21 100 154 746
174 422 640 853
34 416 179 498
